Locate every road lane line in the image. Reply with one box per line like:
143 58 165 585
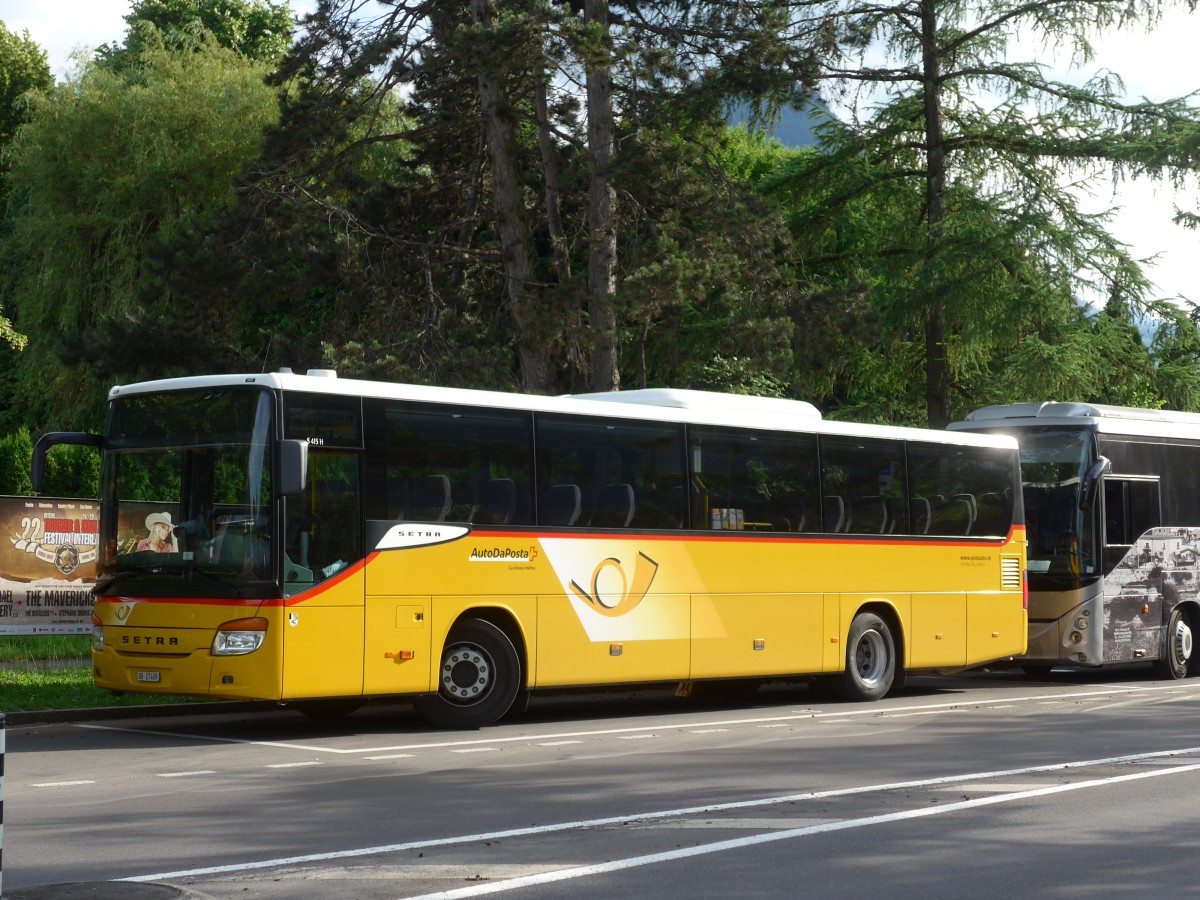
403 761 1200 899
157 771 216 778
32 781 95 788
76 681 1200 756
119 743 1200 883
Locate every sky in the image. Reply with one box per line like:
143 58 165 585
1 0 1197 309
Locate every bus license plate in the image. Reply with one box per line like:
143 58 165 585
137 671 161 683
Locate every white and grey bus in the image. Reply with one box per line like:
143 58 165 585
951 402 1200 679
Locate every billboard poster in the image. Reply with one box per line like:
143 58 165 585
1 495 99 635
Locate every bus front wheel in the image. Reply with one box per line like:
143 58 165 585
832 612 896 702
1154 607 1194 681
415 618 522 729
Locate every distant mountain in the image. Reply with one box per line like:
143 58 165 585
726 96 833 148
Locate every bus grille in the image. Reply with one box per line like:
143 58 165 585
1001 555 1022 589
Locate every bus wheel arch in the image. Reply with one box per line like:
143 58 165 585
1155 603 1198 680
415 612 525 729
831 604 902 702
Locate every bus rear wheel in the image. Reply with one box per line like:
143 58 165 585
415 618 522 729
832 612 896 702
1154 607 1194 681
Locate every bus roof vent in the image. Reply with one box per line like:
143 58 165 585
305 369 338 378
570 388 822 420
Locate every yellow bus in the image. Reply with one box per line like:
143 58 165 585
35 371 1027 728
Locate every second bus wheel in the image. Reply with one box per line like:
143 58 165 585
1153 607 1194 681
832 611 896 701
415 618 522 729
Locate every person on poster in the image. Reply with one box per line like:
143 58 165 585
137 512 178 553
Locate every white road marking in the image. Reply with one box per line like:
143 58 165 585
450 748 499 754
266 761 322 769
365 754 415 760
33 780 95 788
157 771 216 778
403 762 1200 899
537 741 583 746
120 743 1200 884
79 681 1200 756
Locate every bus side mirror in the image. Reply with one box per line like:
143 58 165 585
279 439 309 496
1079 456 1111 511
31 431 105 494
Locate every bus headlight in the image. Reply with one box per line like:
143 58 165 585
1070 631 1084 644
92 614 104 651
1074 617 1089 630
212 617 268 656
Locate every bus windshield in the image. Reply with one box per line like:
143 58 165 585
97 387 276 598
1018 427 1098 579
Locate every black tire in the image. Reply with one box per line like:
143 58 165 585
415 618 522 729
832 611 896 701
1021 664 1055 678
1154 607 1194 680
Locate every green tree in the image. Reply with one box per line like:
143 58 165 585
772 0 1200 425
96 0 294 69
2 37 280 431
257 0 811 394
0 22 53 351
0 427 33 495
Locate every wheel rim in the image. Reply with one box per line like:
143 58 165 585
439 642 493 705
1171 617 1194 666
854 629 888 686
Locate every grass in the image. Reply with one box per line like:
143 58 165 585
0 633 91 663
0 634 200 713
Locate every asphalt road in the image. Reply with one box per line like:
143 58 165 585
4 666 1200 899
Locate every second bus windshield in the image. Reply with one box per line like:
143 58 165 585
1018 427 1097 577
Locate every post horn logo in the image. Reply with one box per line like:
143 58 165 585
569 551 659 617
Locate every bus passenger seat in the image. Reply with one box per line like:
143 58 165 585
822 495 845 533
910 497 932 535
853 496 889 534
408 474 452 522
541 484 582 526
475 478 517 525
591 483 635 528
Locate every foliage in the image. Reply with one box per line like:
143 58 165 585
769 0 1200 424
96 0 294 70
2 37 280 431
0 21 53 350
0 427 33 495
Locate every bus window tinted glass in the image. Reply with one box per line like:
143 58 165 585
820 438 908 534
536 416 686 528
284 392 363 449
908 443 1015 537
363 401 534 526
688 427 818 532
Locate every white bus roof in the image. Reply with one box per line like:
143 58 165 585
951 401 1200 441
109 370 1016 450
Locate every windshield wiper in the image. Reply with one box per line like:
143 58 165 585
101 558 243 598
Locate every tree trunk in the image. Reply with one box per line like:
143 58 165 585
471 0 552 393
920 0 951 428
584 0 620 392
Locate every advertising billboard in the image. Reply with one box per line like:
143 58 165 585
1 495 98 635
